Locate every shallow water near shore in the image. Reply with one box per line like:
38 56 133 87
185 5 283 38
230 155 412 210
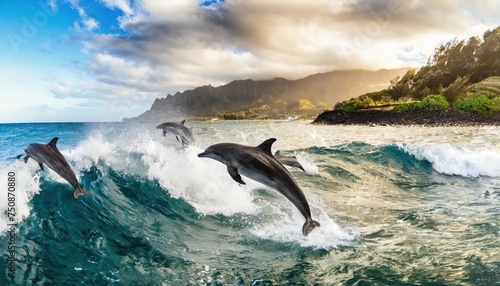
0 121 499 285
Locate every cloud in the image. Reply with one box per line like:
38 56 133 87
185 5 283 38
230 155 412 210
67 0 100 30
100 0 133 15
38 42 55 54
51 0 500 119
47 0 57 11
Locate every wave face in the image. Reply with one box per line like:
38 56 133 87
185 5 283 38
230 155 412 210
1 122 499 285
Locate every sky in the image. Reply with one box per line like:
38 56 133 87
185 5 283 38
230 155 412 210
1 0 500 123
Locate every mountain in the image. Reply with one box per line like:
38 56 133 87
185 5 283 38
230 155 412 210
128 68 410 121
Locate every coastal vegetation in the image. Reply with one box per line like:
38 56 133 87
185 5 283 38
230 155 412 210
334 26 500 115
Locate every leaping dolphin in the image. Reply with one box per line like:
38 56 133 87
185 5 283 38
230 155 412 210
198 138 320 236
156 120 194 146
274 150 305 172
24 137 91 199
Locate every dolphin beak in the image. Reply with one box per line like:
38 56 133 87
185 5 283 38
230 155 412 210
198 151 209 158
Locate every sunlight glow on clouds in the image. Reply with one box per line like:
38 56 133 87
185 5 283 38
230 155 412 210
1 0 500 122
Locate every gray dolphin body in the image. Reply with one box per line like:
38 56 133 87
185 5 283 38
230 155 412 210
156 120 194 146
198 138 320 236
274 150 305 172
24 137 91 199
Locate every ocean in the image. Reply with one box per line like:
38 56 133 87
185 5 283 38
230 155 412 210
0 121 499 285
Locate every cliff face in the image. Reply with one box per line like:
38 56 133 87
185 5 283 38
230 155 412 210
130 68 410 121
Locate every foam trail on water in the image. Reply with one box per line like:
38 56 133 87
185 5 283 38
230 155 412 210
295 151 319 175
250 195 358 249
399 143 500 177
0 161 41 233
310 130 326 147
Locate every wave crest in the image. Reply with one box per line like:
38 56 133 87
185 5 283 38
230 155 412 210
399 143 500 177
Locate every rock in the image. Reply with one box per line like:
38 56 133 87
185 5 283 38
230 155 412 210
313 109 500 126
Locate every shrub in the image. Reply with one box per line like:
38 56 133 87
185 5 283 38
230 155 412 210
454 93 499 114
223 111 247 119
393 101 421 112
492 96 500 109
365 89 390 102
334 101 343 110
341 100 363 112
393 94 449 112
419 94 450 110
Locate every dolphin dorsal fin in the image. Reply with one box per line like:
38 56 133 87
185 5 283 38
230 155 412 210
256 138 276 155
48 137 59 148
180 120 186 125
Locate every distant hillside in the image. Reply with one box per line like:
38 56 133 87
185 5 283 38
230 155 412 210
128 68 410 121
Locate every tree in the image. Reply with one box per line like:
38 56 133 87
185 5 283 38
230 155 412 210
442 76 469 104
388 69 416 100
471 27 500 82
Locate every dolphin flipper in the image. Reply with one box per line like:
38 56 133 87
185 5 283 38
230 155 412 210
227 165 246 185
163 130 167 137
39 163 44 171
24 155 30 163
180 136 189 146
302 218 320 236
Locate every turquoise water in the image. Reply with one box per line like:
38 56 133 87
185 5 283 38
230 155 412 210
0 121 499 285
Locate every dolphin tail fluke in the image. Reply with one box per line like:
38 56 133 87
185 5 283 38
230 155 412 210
74 187 91 199
302 218 320 236
16 154 24 160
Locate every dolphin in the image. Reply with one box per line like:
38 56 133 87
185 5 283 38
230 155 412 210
274 150 306 172
198 138 320 236
24 137 91 199
156 120 194 146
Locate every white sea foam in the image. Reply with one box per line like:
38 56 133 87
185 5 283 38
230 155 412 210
250 196 358 249
400 143 500 178
0 161 41 233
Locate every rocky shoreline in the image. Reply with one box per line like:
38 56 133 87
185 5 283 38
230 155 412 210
313 109 500 126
